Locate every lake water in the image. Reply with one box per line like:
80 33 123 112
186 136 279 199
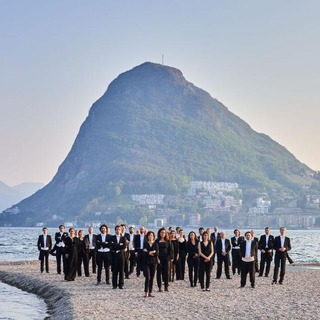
0 227 319 319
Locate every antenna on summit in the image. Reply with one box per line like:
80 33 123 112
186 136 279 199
162 54 164 65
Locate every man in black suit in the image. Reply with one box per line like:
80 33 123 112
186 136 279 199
215 231 231 279
210 226 220 245
240 231 257 288
128 226 136 275
231 228 244 275
96 224 112 285
258 226 274 277
121 224 131 279
250 230 259 273
85 226 97 274
134 226 146 277
111 225 126 289
37 227 52 273
273 227 291 285
53 225 68 274
210 226 220 267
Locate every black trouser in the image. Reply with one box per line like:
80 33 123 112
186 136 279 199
216 254 231 278
129 250 136 274
187 257 199 286
112 252 125 288
88 249 97 274
273 253 287 282
157 257 169 290
199 258 212 289
259 251 273 276
144 263 156 293
136 249 144 276
97 251 111 283
39 250 49 272
241 260 255 287
55 246 65 274
176 250 186 280
169 259 177 282
124 249 130 278
232 249 241 274
78 252 89 277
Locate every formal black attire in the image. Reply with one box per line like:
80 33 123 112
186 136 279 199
96 233 112 284
143 241 159 294
111 235 126 289
258 234 274 277
37 234 52 273
128 232 136 275
252 236 259 272
176 238 187 280
134 233 146 277
215 238 231 279
231 236 244 275
210 231 220 266
122 232 130 279
199 240 213 290
64 236 78 281
85 233 97 274
240 240 257 287
77 237 89 277
169 239 179 282
54 231 68 274
156 240 173 291
273 235 291 284
186 239 199 287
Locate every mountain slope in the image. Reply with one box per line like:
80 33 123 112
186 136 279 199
1 62 317 225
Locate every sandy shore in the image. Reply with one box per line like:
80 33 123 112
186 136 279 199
0 260 319 320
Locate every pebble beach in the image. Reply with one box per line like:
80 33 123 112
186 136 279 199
0 260 319 320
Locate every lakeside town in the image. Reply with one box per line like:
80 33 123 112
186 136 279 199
30 180 320 230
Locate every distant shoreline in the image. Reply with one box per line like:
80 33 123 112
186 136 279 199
1 260 320 320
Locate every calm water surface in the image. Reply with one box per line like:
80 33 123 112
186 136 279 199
0 227 319 263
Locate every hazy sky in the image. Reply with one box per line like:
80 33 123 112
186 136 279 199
1 1 319 186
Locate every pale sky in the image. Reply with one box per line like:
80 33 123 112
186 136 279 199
1 1 319 186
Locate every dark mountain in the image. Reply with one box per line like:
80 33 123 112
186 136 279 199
1 62 318 226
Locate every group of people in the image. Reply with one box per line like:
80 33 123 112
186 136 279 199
37 224 292 297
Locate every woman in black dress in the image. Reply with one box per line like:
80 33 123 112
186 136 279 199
169 230 179 282
156 227 173 292
198 231 214 291
177 229 187 280
64 227 79 281
186 231 199 287
77 229 90 277
143 231 159 297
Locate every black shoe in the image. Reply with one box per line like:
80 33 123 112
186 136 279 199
106 281 110 285
226 276 232 279
279 280 283 285
239 285 245 288
251 284 255 288
97 281 101 285
265 274 269 277
258 275 262 277
272 280 277 285
119 286 123 289
113 286 117 289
